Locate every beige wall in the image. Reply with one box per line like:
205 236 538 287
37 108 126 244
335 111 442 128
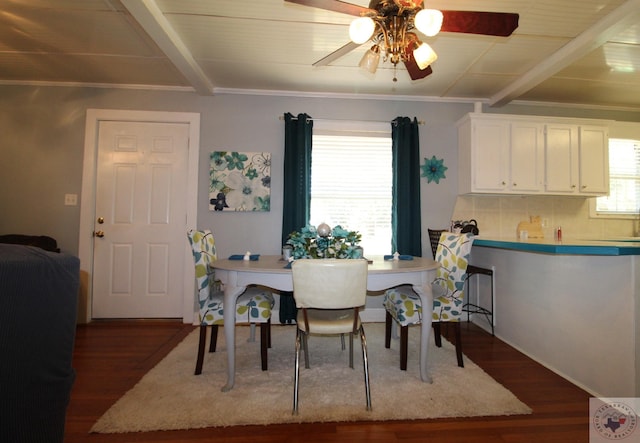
1 85 640 254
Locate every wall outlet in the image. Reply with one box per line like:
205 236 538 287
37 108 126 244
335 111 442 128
542 218 549 228
64 193 78 206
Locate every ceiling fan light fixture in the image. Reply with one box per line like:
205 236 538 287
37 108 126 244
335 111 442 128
359 45 381 73
413 42 437 70
414 9 443 37
349 17 376 44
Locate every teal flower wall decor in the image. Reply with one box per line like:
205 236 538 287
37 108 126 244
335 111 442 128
421 155 448 184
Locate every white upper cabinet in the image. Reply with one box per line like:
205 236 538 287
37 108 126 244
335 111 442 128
579 125 609 195
458 113 610 196
545 124 609 196
510 121 545 193
458 114 544 195
464 117 509 193
545 124 579 194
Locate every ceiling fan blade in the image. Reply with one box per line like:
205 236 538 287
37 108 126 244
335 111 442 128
284 0 372 16
440 11 519 37
404 54 433 81
313 41 362 67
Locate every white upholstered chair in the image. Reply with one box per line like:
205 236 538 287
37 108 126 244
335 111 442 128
187 229 274 375
291 258 371 415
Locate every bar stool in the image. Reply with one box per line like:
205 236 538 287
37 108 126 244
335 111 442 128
464 264 494 335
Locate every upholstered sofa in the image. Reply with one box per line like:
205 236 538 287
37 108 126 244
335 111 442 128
0 243 80 443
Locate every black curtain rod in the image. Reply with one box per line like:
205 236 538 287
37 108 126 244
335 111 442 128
279 116 424 125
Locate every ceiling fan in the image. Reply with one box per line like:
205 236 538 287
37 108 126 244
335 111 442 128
285 0 519 81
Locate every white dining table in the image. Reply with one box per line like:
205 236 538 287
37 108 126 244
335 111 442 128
212 255 439 392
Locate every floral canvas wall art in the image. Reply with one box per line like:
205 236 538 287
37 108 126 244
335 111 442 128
209 151 271 212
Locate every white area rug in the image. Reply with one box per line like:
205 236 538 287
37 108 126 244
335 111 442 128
91 323 531 433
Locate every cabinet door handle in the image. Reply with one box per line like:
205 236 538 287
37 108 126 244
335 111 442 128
513 182 517 187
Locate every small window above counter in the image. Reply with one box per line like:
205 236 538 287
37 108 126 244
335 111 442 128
457 113 611 196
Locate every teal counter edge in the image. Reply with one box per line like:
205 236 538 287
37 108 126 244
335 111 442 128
473 238 640 256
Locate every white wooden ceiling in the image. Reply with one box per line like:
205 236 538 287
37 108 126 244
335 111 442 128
1 0 640 110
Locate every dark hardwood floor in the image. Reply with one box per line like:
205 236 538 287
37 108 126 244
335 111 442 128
65 320 590 442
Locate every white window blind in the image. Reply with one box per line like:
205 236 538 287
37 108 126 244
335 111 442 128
596 138 640 215
310 134 393 255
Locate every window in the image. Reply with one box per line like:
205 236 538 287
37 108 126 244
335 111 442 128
594 138 640 217
310 122 392 255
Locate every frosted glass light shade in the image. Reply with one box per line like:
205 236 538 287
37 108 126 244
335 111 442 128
359 46 380 73
349 17 375 44
414 9 443 37
413 42 437 69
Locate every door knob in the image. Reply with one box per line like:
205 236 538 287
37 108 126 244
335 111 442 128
95 230 105 238
97 217 104 224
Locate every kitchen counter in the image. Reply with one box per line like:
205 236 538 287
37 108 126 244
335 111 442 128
468 237 640 397
473 236 640 255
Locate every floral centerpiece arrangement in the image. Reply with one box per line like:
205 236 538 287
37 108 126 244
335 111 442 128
286 224 362 259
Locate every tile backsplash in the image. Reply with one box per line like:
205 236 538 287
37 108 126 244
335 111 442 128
451 195 639 240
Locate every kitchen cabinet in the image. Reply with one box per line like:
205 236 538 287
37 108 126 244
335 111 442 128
458 113 610 196
579 125 609 195
544 124 578 194
545 124 609 195
510 121 545 193
458 114 544 194
458 116 509 193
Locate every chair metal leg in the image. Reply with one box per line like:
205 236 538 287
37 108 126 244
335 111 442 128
260 320 269 371
340 333 346 350
195 325 207 375
302 332 310 369
293 328 301 415
349 332 354 369
359 325 372 411
400 325 408 371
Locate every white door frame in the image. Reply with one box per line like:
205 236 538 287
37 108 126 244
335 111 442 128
79 109 200 323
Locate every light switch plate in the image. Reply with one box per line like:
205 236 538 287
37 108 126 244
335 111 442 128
64 193 78 206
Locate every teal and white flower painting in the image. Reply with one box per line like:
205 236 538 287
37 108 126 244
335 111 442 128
421 155 448 184
209 151 271 211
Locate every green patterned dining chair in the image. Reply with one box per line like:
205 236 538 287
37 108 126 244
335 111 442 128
187 229 274 375
383 232 474 369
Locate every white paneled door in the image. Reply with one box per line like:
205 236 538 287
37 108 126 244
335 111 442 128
91 121 189 318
